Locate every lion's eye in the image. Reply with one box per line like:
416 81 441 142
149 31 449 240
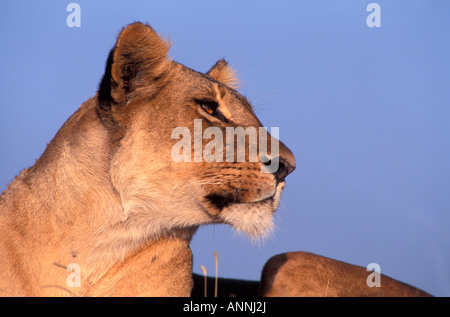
196 99 219 116
202 103 215 115
194 98 229 122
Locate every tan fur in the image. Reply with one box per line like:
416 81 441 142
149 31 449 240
206 59 241 90
0 22 295 296
258 252 432 297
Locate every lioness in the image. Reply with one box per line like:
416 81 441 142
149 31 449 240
258 252 432 297
0 22 295 296
192 252 432 297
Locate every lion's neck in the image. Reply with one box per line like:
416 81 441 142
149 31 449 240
22 97 124 226
1 97 195 291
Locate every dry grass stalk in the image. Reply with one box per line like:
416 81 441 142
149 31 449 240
214 251 218 298
200 265 207 297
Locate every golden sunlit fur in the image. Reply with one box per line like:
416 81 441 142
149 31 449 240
0 22 295 296
258 252 432 297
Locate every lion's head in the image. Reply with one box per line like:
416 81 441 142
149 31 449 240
98 22 295 239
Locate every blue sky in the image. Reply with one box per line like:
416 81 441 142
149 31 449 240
1 1 449 296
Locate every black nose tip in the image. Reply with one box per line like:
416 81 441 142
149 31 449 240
275 157 296 183
263 156 296 183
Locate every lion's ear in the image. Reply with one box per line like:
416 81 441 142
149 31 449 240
206 59 240 89
98 22 171 110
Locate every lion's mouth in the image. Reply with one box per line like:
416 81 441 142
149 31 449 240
204 182 286 238
205 188 278 213
205 194 236 210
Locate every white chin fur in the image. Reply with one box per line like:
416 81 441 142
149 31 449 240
219 182 284 239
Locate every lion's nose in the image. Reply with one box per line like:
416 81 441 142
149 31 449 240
261 141 296 183
274 156 296 183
